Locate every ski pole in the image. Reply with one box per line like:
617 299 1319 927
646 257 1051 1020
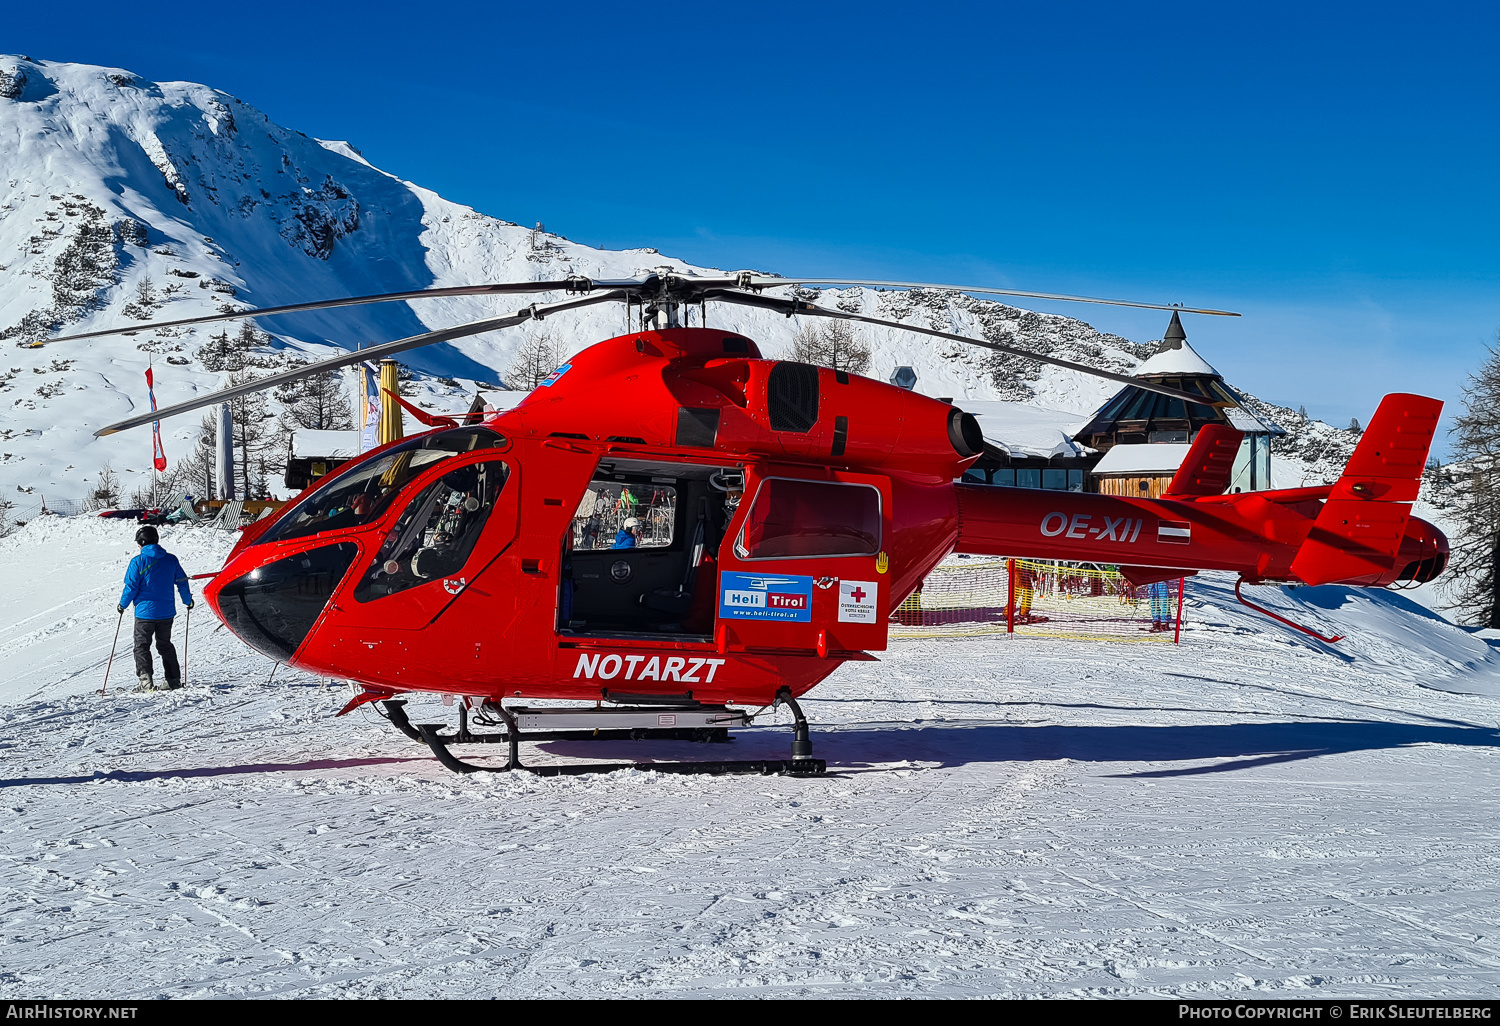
182 602 191 688
100 608 124 696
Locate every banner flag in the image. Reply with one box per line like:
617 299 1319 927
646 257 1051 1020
146 366 167 471
359 362 380 453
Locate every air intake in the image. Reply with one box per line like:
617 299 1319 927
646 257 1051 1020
767 362 819 433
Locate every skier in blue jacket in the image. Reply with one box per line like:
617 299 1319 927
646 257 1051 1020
118 526 193 691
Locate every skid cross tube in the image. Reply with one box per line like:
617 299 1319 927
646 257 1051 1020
380 698 826 777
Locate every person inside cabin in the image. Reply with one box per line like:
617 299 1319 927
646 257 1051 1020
613 517 642 548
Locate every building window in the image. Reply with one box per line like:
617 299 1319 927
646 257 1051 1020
1042 469 1067 490
1017 468 1041 489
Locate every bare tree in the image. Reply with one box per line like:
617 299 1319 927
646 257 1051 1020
227 370 278 498
506 334 567 391
1444 339 1500 628
82 464 121 511
788 321 871 374
176 413 220 501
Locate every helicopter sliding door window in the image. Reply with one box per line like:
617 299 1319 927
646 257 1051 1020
570 481 676 550
734 478 881 559
354 458 511 602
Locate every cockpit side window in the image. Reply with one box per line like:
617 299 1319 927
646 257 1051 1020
353 458 510 602
258 427 506 545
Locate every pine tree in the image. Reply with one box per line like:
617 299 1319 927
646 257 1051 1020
1445 339 1500 628
277 369 354 430
200 329 241 372
50 206 118 318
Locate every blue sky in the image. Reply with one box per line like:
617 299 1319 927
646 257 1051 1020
11 1 1498 448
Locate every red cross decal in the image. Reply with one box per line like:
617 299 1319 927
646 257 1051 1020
850 586 867 603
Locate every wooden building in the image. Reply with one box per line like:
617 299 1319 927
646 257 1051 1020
284 429 362 493
956 400 1099 493
1075 312 1284 496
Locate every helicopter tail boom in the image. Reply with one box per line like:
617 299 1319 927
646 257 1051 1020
952 393 1445 589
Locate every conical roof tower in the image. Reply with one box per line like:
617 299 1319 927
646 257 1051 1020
1074 312 1280 450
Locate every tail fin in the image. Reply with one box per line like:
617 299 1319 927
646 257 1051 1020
1163 424 1244 498
1289 394 1442 586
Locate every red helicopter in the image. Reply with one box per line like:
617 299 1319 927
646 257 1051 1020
57 272 1449 776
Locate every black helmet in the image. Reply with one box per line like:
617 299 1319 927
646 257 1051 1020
135 525 159 546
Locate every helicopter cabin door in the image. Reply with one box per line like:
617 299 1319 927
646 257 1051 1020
715 468 891 658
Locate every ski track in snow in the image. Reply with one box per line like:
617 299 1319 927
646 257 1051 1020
1 519 1498 998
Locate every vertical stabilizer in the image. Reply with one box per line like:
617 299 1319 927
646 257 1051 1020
1163 423 1244 497
1289 394 1442 586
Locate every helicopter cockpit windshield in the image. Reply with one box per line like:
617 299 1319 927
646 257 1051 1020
354 458 510 601
257 426 507 545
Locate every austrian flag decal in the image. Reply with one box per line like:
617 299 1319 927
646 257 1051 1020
1157 519 1192 545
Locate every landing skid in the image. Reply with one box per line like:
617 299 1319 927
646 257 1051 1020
381 689 826 777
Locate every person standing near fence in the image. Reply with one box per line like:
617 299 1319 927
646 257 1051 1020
1014 562 1037 623
1147 580 1174 632
118 526 193 691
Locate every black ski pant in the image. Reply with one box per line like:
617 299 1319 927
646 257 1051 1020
132 617 180 683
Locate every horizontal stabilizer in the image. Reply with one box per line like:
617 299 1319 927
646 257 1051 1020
1290 393 1442 586
1117 565 1199 588
383 388 459 429
1163 424 1244 498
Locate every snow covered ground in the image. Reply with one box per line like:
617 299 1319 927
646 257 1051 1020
2 517 1498 998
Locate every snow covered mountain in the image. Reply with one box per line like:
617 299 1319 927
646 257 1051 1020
0 55 1339 510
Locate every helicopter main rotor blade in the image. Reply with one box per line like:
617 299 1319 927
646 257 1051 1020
92 290 627 436
737 276 1240 318
702 289 1226 408
38 279 592 348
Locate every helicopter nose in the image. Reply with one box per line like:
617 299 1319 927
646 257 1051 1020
214 542 360 662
